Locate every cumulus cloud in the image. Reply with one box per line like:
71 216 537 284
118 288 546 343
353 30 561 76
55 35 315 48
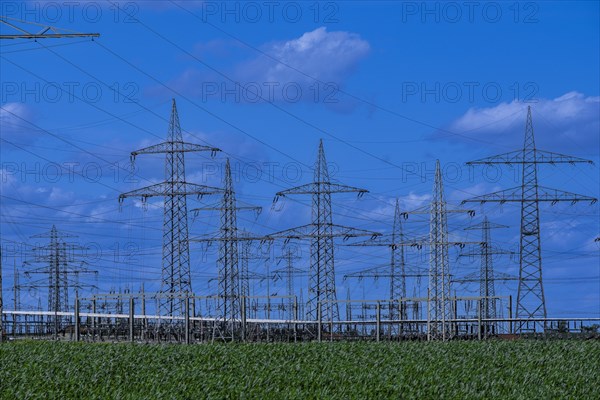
238 27 370 84
166 27 370 110
445 92 600 153
399 191 431 210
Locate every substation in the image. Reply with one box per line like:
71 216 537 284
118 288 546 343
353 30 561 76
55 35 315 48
1 101 598 344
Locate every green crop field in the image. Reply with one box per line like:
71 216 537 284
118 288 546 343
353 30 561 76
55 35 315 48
1 340 599 399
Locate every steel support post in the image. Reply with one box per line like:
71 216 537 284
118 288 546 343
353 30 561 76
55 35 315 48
74 296 80 342
129 297 134 343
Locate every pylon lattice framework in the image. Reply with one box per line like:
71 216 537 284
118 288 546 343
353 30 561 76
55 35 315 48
271 139 379 325
190 159 264 338
119 99 222 317
463 106 596 332
401 161 477 340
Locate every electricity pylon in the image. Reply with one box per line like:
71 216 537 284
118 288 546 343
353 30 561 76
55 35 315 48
270 139 379 327
458 217 515 336
21 226 96 335
0 16 100 39
119 99 222 317
462 106 597 332
402 160 476 340
190 159 264 339
429 160 452 340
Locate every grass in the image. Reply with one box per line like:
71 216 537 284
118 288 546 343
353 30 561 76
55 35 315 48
1 340 599 399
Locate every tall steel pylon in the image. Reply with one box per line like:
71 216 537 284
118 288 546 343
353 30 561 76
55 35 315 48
271 139 378 325
463 106 596 332
190 159 263 339
119 99 222 317
21 226 96 334
429 160 452 340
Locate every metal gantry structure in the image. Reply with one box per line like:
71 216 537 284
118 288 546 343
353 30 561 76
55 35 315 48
119 99 222 317
2 103 599 342
463 106 597 332
271 139 379 328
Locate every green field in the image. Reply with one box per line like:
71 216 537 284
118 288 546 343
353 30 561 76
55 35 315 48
1 340 599 399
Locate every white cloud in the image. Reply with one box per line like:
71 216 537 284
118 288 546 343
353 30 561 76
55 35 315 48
166 27 370 109
446 92 600 153
399 191 431 210
240 27 370 85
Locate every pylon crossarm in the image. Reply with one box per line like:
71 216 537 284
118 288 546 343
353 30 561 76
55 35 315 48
467 150 526 165
30 228 76 239
270 266 305 276
0 16 100 39
462 186 598 204
343 264 427 280
131 142 220 160
465 221 509 230
118 181 223 202
191 201 261 214
467 149 593 165
268 223 380 241
467 149 594 165
21 276 92 287
188 234 272 243
453 271 517 283
403 206 475 217
459 247 515 257
533 150 594 165
347 235 425 247
275 183 368 198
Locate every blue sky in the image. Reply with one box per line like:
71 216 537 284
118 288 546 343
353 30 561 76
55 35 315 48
1 1 599 318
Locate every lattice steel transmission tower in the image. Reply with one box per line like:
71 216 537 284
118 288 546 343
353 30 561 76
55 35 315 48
429 160 452 340
119 99 221 317
463 106 596 332
191 159 263 339
271 140 378 325
21 226 96 334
